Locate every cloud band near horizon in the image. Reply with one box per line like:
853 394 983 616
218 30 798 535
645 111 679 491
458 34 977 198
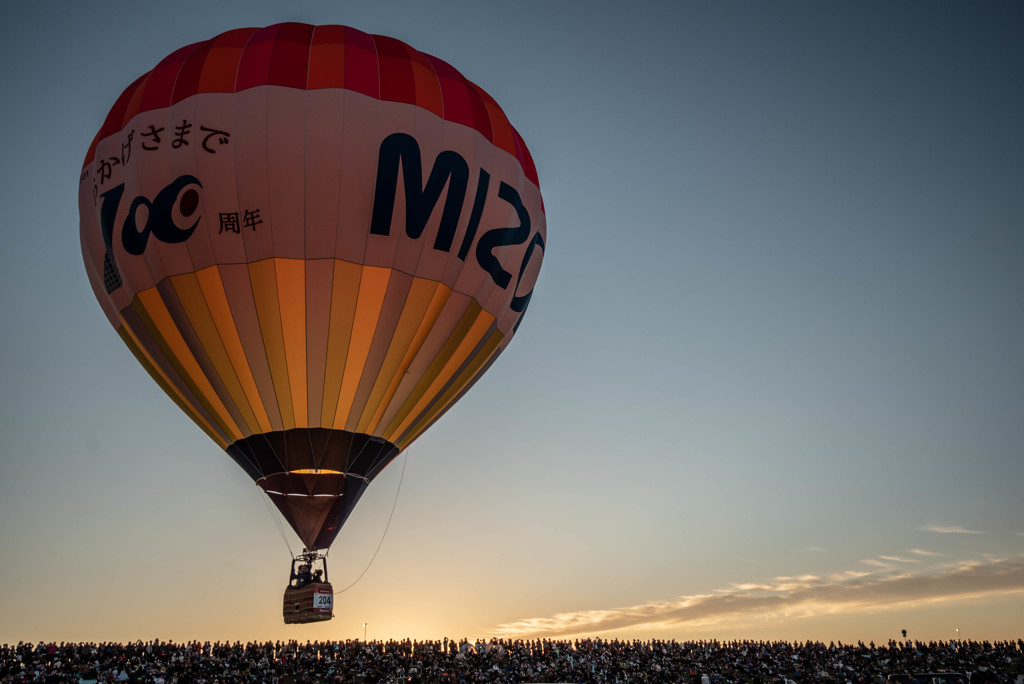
490 556 1024 638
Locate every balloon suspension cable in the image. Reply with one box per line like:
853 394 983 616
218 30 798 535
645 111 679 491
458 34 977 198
334 449 408 595
258 485 295 558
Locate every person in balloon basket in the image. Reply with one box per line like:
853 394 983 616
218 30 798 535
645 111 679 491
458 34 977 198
292 564 313 589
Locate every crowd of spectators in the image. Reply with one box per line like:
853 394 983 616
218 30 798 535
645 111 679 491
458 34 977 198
1 637 1020 684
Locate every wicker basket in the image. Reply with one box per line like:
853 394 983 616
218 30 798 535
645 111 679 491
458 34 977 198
283 581 334 624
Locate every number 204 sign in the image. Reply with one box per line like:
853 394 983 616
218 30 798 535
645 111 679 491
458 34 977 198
313 589 334 613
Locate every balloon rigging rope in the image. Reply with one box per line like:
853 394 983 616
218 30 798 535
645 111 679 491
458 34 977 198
333 449 409 595
259 486 295 558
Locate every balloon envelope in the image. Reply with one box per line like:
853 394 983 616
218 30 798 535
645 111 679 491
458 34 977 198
79 23 545 550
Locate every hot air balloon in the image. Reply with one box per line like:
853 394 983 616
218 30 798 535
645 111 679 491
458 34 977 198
79 23 545 623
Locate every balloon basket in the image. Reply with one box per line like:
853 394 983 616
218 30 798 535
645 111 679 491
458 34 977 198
283 581 334 624
283 549 334 624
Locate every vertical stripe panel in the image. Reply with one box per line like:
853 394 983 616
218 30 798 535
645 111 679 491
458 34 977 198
319 260 361 426
218 263 284 431
381 300 481 440
385 307 494 442
304 259 334 428
349 271 412 429
333 266 391 430
133 288 243 441
276 258 308 428
195 265 273 433
169 272 261 435
368 281 451 433
396 328 503 450
357 277 444 433
153 278 250 436
248 259 295 429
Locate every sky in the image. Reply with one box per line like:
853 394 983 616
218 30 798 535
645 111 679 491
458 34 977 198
1 0 1022 645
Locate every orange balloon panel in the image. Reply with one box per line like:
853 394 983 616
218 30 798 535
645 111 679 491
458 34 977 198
79 24 545 550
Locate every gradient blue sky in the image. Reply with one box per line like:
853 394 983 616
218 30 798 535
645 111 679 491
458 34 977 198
1 1 1022 644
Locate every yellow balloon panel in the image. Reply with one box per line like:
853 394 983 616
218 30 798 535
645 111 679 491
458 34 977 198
117 261 505 449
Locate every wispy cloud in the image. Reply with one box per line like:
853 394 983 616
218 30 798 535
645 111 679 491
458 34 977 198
920 525 985 534
490 556 1024 638
827 570 870 581
860 558 894 568
909 549 944 557
879 555 920 563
